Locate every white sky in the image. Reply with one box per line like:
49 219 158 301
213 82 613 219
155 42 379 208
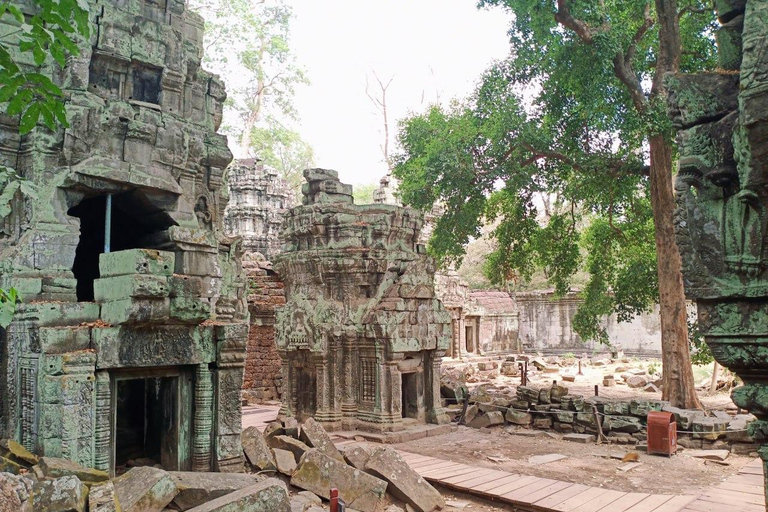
286 0 513 186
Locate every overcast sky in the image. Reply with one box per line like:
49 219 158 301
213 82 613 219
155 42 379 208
286 0 512 186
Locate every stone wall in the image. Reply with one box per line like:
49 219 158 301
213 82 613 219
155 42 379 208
516 291 663 356
242 255 284 402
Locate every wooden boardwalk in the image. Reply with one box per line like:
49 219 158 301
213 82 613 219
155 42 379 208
241 405 765 512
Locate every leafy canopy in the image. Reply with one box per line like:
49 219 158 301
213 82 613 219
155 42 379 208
393 0 716 343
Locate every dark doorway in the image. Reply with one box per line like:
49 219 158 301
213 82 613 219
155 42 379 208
401 372 419 419
466 325 475 353
68 191 176 301
295 365 317 422
114 376 178 470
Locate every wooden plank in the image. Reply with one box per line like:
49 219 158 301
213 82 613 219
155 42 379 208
422 464 477 480
648 495 696 512
726 473 765 486
500 478 561 502
457 470 512 489
533 484 591 510
400 454 434 464
594 493 650 512
698 489 764 506
569 490 626 512
738 466 764 476
409 459 454 471
682 500 763 512
553 487 610 512
621 495 675 512
486 475 542 497
441 469 490 486
472 473 525 493
512 480 573 504
717 481 765 496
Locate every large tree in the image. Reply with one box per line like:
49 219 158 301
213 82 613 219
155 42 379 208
393 0 717 408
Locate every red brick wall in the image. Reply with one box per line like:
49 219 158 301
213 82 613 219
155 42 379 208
242 260 285 402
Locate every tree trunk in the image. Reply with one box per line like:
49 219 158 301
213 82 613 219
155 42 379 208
648 134 702 409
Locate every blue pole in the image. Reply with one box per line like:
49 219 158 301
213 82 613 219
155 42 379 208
104 194 112 253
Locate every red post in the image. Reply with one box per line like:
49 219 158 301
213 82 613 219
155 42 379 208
330 488 339 512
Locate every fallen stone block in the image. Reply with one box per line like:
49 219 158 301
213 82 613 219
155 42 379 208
692 418 729 440
89 481 120 512
186 478 290 512
299 418 344 462
603 376 616 387
563 433 595 444
170 472 263 511
685 450 730 461
629 399 668 417
561 375 576 382
505 410 532 426
533 417 553 429
242 426 276 471
0 472 33 512
342 443 375 470
603 416 643 434
550 385 569 402
273 448 297 476
365 447 444 512
468 411 504 429
291 490 323 512
528 453 567 465
643 383 660 393
31 475 87 512
291 449 386 512
269 435 312 463
113 466 179 512
37 457 109 485
0 439 38 467
283 417 299 438
626 376 648 388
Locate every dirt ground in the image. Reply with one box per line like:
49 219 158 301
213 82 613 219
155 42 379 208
394 425 750 497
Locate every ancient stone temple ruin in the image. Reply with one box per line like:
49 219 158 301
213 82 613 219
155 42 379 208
670 0 768 502
274 169 451 432
0 0 248 475
224 158 294 260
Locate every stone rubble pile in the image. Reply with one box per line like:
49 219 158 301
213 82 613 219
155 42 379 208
445 383 757 454
242 417 445 512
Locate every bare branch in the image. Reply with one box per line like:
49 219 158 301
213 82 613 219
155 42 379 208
554 0 596 43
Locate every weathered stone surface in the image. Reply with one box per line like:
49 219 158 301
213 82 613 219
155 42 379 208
185 478 290 512
242 426 276 471
268 435 311 463
170 472 263 511
0 440 38 467
463 404 479 425
38 457 109 485
603 416 643 434
0 472 33 512
31 475 87 512
113 466 179 512
626 376 648 389
273 449 297 476
365 447 444 512
505 410 533 426
291 449 387 512
563 433 596 444
468 411 504 429
341 443 375 470
299 418 344 462
89 481 120 512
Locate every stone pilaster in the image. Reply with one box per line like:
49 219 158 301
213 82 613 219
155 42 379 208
192 363 213 472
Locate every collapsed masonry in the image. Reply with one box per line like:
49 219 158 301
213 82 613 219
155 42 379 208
0 0 248 474
274 169 452 432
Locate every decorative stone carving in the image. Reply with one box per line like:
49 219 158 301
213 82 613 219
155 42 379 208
669 0 768 504
274 169 451 432
0 0 247 475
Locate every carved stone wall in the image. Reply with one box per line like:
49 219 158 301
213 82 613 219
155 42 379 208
669 0 768 503
275 169 451 432
224 159 294 260
0 0 247 475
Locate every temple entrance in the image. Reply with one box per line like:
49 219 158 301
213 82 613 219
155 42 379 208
68 191 176 301
466 325 475 353
113 370 190 472
294 366 317 422
401 372 419 419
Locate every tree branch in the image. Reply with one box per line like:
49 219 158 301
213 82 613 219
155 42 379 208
554 0 596 43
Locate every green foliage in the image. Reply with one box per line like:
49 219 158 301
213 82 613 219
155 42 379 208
0 166 38 218
352 183 377 205
250 120 315 198
393 0 716 343
0 0 90 134
688 319 714 366
0 287 18 328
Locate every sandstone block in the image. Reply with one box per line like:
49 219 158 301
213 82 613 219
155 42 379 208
186 478 290 512
170 472 263 511
603 416 643 434
273 449 297 476
299 417 344 462
0 439 38 467
563 433 595 443
365 447 444 512
99 249 175 278
38 457 109 485
31 475 87 512
0 472 33 512
341 443 375 470
626 376 648 388
89 481 120 512
268 435 311 463
291 449 387 512
242 426 276 471
505 410 533 425
94 274 169 301
113 466 179 512
468 411 504 428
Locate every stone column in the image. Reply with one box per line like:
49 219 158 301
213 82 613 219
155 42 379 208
277 358 293 418
425 351 449 425
341 338 357 429
192 363 213 472
93 371 111 471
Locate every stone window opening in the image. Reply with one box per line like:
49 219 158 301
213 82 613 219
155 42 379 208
130 63 163 104
114 374 179 473
68 190 177 301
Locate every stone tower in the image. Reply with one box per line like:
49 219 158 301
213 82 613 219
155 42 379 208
274 169 451 432
224 158 294 260
0 0 248 474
